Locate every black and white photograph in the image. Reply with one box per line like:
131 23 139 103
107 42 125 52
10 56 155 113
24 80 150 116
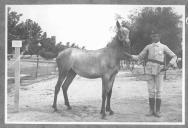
5 4 185 125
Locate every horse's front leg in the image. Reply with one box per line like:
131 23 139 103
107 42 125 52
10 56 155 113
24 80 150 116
106 75 116 115
100 77 108 119
106 89 114 115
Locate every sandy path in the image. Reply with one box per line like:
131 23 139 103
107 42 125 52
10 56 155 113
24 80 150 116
7 71 182 123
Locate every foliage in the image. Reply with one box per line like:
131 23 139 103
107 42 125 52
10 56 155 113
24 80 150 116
128 7 182 58
7 7 22 54
17 19 42 40
17 19 43 54
26 40 40 55
56 42 68 51
64 42 85 49
8 7 43 54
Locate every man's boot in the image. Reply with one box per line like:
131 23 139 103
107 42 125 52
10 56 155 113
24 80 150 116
146 98 155 116
154 98 162 117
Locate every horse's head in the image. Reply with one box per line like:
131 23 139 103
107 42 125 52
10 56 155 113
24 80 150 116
116 21 130 50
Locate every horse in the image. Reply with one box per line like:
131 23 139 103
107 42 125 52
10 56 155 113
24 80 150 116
50 21 130 119
23 21 131 119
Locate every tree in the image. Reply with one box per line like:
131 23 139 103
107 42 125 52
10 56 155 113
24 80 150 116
7 7 22 54
16 19 43 54
25 39 41 55
41 32 47 40
71 43 76 48
16 19 42 40
82 46 85 49
8 7 43 54
128 7 182 58
66 42 70 47
40 38 56 52
55 42 67 52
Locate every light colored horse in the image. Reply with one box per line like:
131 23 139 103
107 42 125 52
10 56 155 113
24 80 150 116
52 21 130 119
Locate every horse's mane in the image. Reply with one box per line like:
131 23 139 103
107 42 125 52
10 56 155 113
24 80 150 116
106 34 123 48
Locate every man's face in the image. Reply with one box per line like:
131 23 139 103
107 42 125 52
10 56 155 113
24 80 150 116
151 34 160 43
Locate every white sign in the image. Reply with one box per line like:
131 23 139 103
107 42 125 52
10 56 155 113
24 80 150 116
12 40 22 48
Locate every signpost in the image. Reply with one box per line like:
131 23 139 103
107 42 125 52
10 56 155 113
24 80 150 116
12 40 22 112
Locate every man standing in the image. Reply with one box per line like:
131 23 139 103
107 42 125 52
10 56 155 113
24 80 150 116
132 30 177 117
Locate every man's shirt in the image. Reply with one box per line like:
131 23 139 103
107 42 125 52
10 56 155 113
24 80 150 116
136 42 176 75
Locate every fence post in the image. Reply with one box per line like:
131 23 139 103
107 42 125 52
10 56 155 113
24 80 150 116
143 60 146 74
36 55 39 78
164 54 167 80
12 40 22 112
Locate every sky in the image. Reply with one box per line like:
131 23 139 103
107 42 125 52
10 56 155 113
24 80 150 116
7 5 185 50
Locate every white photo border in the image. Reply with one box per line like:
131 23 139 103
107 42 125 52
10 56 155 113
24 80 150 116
4 4 186 125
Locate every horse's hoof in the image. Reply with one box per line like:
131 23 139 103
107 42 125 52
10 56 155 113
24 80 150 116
101 114 106 119
53 108 58 112
67 106 72 110
106 107 111 112
52 105 57 111
109 110 114 115
53 109 58 112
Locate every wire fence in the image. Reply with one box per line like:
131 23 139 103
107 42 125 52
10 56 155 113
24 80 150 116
7 55 182 85
8 55 57 85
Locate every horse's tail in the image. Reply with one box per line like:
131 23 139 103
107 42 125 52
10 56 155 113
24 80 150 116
38 48 59 60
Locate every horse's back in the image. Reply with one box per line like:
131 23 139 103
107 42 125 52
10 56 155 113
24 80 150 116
56 47 119 78
56 48 97 70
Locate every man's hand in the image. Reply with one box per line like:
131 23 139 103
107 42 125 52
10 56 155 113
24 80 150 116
169 61 178 69
169 55 178 69
131 55 139 61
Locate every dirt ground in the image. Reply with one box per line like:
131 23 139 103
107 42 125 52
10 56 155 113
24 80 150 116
6 70 182 123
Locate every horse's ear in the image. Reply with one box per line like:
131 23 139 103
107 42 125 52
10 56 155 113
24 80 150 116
116 21 121 29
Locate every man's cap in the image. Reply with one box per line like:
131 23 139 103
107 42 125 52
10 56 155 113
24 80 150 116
150 29 160 35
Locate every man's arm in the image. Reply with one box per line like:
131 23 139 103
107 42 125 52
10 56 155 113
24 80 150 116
164 45 177 68
132 45 149 61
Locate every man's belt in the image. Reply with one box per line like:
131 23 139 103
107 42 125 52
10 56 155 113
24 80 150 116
147 59 165 65
147 59 173 72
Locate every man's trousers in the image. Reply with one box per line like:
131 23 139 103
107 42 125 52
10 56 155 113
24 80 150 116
147 74 164 98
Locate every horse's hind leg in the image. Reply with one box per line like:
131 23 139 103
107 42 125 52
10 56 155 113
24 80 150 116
62 69 76 110
52 71 67 111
